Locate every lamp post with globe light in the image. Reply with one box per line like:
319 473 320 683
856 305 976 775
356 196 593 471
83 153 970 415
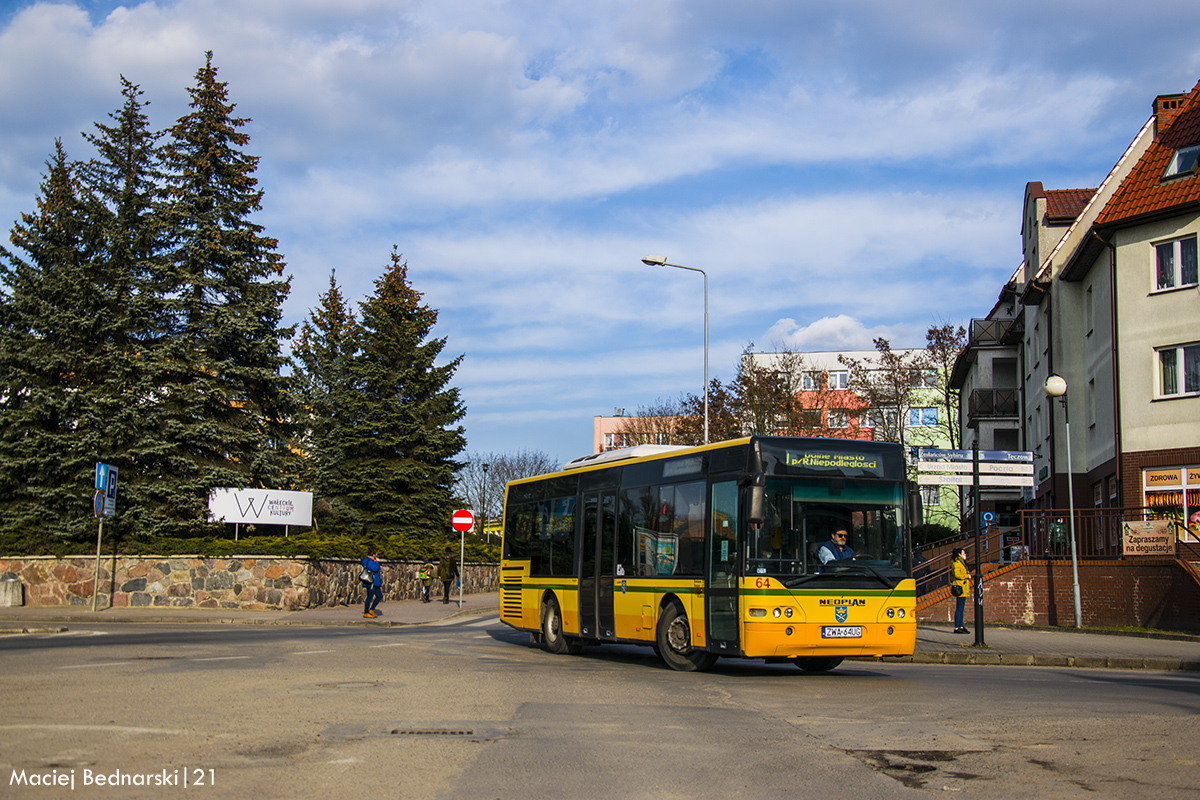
1044 374 1082 628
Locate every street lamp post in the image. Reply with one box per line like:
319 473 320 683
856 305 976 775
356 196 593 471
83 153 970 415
642 255 708 444
1044 374 1082 628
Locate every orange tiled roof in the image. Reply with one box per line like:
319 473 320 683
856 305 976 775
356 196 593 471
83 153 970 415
1097 79 1200 226
1044 189 1095 222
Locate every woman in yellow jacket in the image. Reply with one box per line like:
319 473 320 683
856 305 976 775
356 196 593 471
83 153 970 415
951 547 971 634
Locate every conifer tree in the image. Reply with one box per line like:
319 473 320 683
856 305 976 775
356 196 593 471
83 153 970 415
76 77 170 539
335 249 465 538
145 52 298 536
293 270 359 504
0 142 107 539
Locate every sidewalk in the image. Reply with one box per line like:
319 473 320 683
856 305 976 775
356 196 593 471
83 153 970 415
0 591 500 630
2 597 1199 672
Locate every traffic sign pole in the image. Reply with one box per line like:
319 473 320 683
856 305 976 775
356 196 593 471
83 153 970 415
451 509 476 608
973 447 984 646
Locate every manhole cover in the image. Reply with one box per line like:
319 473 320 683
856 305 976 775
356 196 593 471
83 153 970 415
391 729 474 736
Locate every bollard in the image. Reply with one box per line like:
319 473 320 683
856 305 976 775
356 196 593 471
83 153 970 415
0 577 24 607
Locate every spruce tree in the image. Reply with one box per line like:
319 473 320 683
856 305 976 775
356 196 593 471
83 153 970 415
335 249 465 538
76 77 170 540
293 270 359 506
0 142 108 540
146 52 298 537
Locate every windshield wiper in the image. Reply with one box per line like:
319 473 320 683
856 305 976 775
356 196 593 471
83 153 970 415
783 561 902 589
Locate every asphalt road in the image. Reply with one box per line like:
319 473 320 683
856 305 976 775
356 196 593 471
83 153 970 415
3 615 1198 800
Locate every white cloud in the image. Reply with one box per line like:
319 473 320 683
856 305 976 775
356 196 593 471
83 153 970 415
763 315 907 352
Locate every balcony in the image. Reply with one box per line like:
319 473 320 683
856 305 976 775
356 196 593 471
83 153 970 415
968 389 1019 422
970 318 1018 346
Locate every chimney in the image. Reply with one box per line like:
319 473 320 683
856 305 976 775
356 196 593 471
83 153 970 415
1154 93 1187 138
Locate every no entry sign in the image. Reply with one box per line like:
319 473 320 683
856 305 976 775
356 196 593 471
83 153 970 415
451 509 475 532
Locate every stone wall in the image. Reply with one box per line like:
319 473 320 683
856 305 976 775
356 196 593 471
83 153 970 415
0 556 499 611
918 559 1200 631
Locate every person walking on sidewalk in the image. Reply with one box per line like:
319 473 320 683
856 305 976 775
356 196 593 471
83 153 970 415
418 562 435 603
951 547 971 634
438 547 459 604
362 546 383 618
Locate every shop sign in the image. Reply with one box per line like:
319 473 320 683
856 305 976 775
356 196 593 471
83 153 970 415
1121 520 1174 556
1144 468 1182 487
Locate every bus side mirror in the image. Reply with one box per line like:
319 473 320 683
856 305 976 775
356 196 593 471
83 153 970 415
908 488 924 527
748 473 766 525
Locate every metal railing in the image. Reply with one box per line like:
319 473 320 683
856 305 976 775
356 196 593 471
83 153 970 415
912 508 1200 597
967 388 1019 418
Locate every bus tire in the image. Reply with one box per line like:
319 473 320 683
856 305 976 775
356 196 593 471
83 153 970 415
656 602 717 672
792 656 843 672
541 596 581 655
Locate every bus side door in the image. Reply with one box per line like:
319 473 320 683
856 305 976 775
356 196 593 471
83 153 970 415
579 490 617 639
707 481 740 651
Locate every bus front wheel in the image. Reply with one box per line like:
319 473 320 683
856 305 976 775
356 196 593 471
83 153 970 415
792 656 843 672
541 596 581 655
656 603 718 672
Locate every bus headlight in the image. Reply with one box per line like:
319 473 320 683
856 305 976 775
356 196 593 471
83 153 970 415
898 609 906 619
749 608 766 617
773 608 782 618
887 608 895 618
784 607 793 618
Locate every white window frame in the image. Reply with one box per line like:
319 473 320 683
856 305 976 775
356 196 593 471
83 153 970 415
1154 234 1198 292
801 371 822 391
828 370 849 390
1164 144 1200 178
908 407 938 427
1158 343 1200 398
827 409 851 429
919 486 940 508
910 368 938 388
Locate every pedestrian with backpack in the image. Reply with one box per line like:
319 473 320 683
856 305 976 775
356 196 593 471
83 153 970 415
418 562 435 603
438 547 459 605
361 546 382 618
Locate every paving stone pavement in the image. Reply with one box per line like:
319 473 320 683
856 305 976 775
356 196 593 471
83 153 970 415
1 594 1199 671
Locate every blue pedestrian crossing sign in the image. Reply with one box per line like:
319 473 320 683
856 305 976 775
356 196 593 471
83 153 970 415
94 463 118 517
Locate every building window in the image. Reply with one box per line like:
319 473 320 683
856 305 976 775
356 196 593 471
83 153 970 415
1087 378 1096 427
828 370 849 390
1085 285 1094 335
1159 343 1200 397
1164 144 1200 178
827 410 850 429
910 368 938 388
799 408 822 428
1155 234 1198 291
801 371 822 391
920 486 940 508
908 407 938 427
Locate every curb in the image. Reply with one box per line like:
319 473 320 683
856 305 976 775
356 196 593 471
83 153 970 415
848 652 1200 671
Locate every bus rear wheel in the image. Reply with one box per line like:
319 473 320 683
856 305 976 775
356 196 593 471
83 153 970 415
792 656 843 672
656 602 718 672
541 596 581 655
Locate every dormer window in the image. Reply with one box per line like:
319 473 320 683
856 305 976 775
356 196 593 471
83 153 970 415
1164 144 1200 177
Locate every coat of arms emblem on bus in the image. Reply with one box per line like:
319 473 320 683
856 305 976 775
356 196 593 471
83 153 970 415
834 606 848 623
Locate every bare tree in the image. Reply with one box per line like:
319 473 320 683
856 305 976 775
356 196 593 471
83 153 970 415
839 338 926 451
614 399 684 447
740 344 854 438
456 449 559 534
924 322 967 451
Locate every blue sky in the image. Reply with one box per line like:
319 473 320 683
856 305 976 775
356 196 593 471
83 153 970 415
2 1 1199 465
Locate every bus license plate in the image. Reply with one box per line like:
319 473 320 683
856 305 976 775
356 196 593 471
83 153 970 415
821 626 862 639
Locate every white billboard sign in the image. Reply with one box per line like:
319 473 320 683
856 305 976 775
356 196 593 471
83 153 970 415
208 489 313 526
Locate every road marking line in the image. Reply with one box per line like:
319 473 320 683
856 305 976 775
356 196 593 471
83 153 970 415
370 643 406 648
57 661 135 669
0 724 186 735
293 650 333 655
190 656 251 662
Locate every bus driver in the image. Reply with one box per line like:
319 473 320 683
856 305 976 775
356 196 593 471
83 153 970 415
817 528 855 565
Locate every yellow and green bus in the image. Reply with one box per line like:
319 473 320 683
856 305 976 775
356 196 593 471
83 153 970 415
498 436 919 672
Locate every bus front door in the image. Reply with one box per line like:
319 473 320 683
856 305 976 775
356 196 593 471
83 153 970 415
579 490 617 639
707 481 740 652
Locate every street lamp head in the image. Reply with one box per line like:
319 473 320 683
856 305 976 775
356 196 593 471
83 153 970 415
641 254 667 266
1044 374 1067 398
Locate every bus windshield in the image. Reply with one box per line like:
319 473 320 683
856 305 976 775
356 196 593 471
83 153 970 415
744 477 907 585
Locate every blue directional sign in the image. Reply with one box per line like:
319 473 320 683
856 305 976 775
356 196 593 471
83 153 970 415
920 448 1032 462
94 462 118 517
